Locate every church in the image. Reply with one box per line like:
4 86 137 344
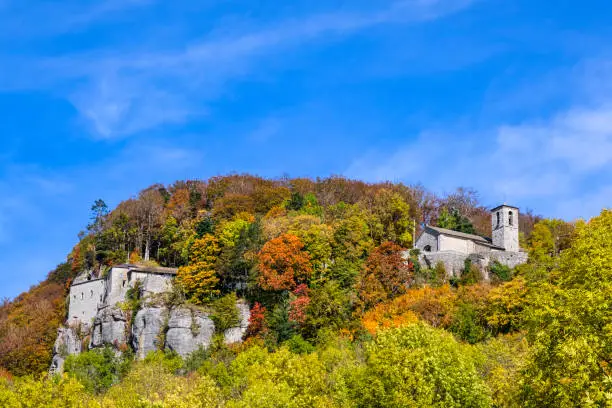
414 204 528 277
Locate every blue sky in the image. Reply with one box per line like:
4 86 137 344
1 0 612 299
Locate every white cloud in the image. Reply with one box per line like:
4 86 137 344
346 98 612 220
0 0 476 138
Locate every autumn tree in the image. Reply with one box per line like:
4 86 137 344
257 234 313 291
355 241 413 311
360 189 413 247
176 235 221 304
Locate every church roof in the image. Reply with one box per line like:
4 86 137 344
490 204 519 212
423 225 505 250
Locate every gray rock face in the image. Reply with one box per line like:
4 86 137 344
224 300 251 345
91 306 127 348
165 308 215 357
132 307 167 359
49 326 81 374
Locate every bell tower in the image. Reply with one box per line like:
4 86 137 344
491 205 520 252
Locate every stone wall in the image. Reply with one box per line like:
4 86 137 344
439 235 474 254
104 267 131 306
419 249 528 279
130 271 174 298
67 278 106 327
420 251 469 276
415 231 438 253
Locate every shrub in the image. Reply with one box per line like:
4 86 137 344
460 259 482 285
489 261 512 282
64 346 130 394
285 334 315 354
211 293 240 333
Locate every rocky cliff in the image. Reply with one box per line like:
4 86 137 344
50 300 250 373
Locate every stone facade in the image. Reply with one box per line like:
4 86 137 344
492 205 520 252
68 278 106 328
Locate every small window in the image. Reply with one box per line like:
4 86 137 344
496 212 501 228
122 280 126 288
81 292 84 300
509 211 514 226
424 245 432 252
90 290 94 298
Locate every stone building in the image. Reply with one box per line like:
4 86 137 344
67 264 177 328
414 204 527 277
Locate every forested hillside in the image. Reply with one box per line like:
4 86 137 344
1 174 609 407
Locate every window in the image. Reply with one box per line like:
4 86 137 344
122 280 126 288
81 292 83 300
496 212 501 228
424 245 432 252
90 290 94 298
509 211 514 226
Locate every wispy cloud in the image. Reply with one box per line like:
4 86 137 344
345 60 612 220
0 0 476 138
0 0 155 37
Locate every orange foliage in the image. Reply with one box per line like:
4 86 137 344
257 234 313 291
0 282 66 376
361 285 457 334
0 367 12 381
356 242 413 310
166 187 192 222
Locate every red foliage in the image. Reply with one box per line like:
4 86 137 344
257 234 313 291
246 302 268 338
289 295 311 324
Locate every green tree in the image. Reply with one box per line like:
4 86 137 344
437 207 476 234
520 210 612 406
354 323 491 407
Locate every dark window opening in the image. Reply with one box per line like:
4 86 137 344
122 280 126 288
80 292 83 300
509 211 514 226
496 212 501 228
424 245 432 252
90 290 94 298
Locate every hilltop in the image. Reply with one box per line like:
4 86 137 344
0 174 610 407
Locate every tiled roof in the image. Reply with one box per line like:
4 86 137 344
424 225 505 250
115 264 178 275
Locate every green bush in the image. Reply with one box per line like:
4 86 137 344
64 346 130 394
489 261 512 282
460 259 482 285
211 293 240 333
284 334 315 354
450 302 489 344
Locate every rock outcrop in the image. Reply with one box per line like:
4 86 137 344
165 308 215 357
91 306 127 348
51 296 251 373
132 307 168 358
49 326 81 374
224 300 250 344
